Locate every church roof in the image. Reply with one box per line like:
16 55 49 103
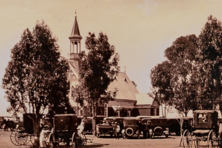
135 93 154 105
108 72 139 101
69 16 82 40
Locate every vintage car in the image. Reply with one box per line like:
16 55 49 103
166 117 193 136
182 117 193 132
142 116 169 138
77 115 105 134
96 116 124 137
0 116 4 129
96 122 115 137
121 117 141 139
3 116 18 131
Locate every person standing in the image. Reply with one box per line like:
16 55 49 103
215 104 222 139
39 125 50 148
143 122 148 139
113 122 117 138
137 119 143 139
116 122 121 139
77 119 85 139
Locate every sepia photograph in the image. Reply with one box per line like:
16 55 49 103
1 0 222 147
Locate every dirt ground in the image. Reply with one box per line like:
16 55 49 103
0 130 187 148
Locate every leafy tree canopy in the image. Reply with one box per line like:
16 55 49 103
72 32 120 135
150 16 222 115
2 21 70 136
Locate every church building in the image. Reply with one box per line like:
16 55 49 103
67 15 160 118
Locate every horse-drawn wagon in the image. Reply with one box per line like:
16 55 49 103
183 110 221 148
47 114 78 147
10 113 35 146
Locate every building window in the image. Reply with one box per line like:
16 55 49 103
151 108 154 116
156 108 159 116
97 107 104 116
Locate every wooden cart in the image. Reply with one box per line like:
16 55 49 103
183 110 220 148
47 114 78 148
10 113 35 146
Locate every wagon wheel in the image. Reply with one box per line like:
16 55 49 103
46 133 55 148
208 130 218 148
47 140 55 148
10 127 14 131
29 134 35 145
182 129 192 148
10 131 21 146
81 134 88 145
10 130 29 146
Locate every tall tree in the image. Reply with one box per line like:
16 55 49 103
2 21 70 140
149 61 174 116
150 16 222 114
165 35 199 115
196 15 222 108
150 35 199 116
74 32 119 135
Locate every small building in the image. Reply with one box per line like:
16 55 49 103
105 72 139 117
132 93 159 116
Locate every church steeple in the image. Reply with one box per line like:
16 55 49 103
69 12 82 60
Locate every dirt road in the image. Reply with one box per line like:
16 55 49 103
0 130 183 148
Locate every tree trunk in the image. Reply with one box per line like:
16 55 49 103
161 104 164 117
179 118 184 146
216 77 221 100
92 100 97 136
33 116 40 147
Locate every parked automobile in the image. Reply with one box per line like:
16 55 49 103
142 116 169 138
96 116 124 138
2 116 17 131
122 117 141 139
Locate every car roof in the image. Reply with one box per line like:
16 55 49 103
193 110 216 113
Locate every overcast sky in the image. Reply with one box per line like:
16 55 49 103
1 0 222 116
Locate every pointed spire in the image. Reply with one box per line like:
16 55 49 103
69 12 82 40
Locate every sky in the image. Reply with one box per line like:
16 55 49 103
1 0 222 116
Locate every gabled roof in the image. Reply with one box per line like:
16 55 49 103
108 72 139 101
135 93 154 105
69 16 82 40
